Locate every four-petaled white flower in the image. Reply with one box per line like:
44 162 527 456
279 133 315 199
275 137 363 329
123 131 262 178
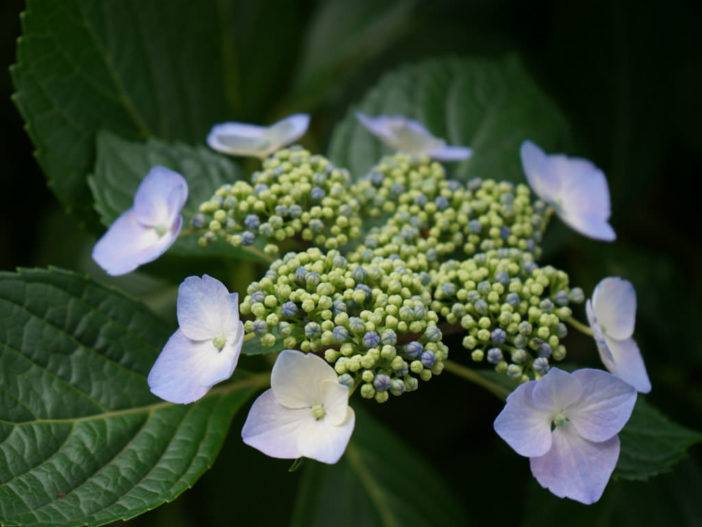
356 112 472 161
207 114 310 159
241 349 355 464
586 277 651 393
520 140 615 241
148 275 244 404
494 368 637 504
92 166 187 276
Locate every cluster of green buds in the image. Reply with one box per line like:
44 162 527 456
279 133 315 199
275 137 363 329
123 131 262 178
239 248 449 403
431 248 584 381
348 153 546 272
193 147 365 257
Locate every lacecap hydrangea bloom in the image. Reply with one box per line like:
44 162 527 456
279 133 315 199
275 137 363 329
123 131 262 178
520 140 615 241
242 349 355 464
356 112 472 161
148 275 244 404
586 277 651 393
494 368 636 504
207 114 310 159
92 166 187 275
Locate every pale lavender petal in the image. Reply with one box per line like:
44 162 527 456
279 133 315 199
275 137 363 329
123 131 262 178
320 379 351 426
241 390 309 459
356 112 397 143
530 423 620 505
586 299 616 365
494 381 553 457
592 277 637 340
357 113 442 155
568 369 637 441
92 210 181 276
604 336 651 394
207 122 271 157
520 140 560 204
147 329 238 404
531 368 583 413
177 275 240 340
132 166 188 227
267 114 310 151
297 407 355 464
430 145 473 161
271 350 338 409
198 321 244 388
559 212 616 242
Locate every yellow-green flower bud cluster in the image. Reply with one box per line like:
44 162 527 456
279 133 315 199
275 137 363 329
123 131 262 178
348 153 544 272
239 248 448 402
194 147 365 256
430 248 582 381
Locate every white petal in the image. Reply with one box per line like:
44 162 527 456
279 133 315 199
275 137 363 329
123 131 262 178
266 114 310 152
430 145 473 161
520 140 560 204
356 112 397 143
241 390 309 459
147 329 240 404
297 407 355 464
586 299 616 368
92 210 181 276
530 423 620 505
494 381 553 457
604 336 651 394
592 277 637 340
177 275 240 341
132 166 188 227
320 379 351 426
531 368 583 413
199 321 244 388
271 350 339 408
559 211 616 242
207 122 271 157
568 369 637 442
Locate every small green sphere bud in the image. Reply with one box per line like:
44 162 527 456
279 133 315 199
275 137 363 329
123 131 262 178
261 334 276 347
360 383 375 399
471 349 484 362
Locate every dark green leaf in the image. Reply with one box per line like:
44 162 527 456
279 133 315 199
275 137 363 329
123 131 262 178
328 56 570 183
290 407 469 527
0 268 262 527
615 397 702 481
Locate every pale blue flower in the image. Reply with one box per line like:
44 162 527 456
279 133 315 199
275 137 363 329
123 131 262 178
520 140 615 241
586 277 651 393
92 166 187 275
242 350 355 464
356 112 472 161
148 275 244 404
207 114 310 158
494 368 636 504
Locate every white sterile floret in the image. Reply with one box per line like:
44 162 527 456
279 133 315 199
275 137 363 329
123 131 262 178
586 277 651 393
207 114 310 159
148 275 244 404
520 140 615 241
241 349 355 464
356 112 472 161
494 368 637 505
92 166 187 276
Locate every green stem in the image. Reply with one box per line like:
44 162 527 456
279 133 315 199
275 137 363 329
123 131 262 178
566 317 594 337
443 360 510 400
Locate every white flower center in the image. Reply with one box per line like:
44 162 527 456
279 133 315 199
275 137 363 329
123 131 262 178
310 404 325 420
212 335 227 351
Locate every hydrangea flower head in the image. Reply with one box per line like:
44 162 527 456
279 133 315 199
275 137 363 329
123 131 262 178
520 140 615 241
92 166 187 275
356 112 472 161
586 277 651 393
494 368 637 504
148 275 244 404
242 349 355 464
207 114 310 158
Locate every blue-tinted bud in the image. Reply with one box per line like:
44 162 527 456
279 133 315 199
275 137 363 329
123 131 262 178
338 373 354 389
513 334 527 348
310 187 326 201
420 350 436 368
244 214 260 229
258 223 273 236
477 281 491 295
446 179 462 191
424 326 442 342
333 300 347 314
312 172 327 185
442 282 457 296
352 267 366 282
426 248 438 262
526 239 536 252
305 322 321 337
349 317 365 333
414 304 426 319
192 213 207 228
570 287 585 303
474 299 488 315
333 254 347 268
494 272 510 286
373 374 391 391
506 292 520 306
467 291 481 303
538 343 552 358
254 183 269 195
556 323 568 338
274 204 289 217
333 326 349 343
467 177 482 190
363 331 380 349
523 260 537 274
405 341 423 358
250 291 265 304
418 272 431 286
487 348 503 364
355 283 372 297
518 321 533 336
289 204 303 218
305 272 321 289
281 301 298 318
554 290 570 306
468 220 482 234
511 348 527 364
533 357 549 374
490 328 506 344
370 171 385 185
539 299 554 312
365 237 378 248
241 231 256 246
295 266 308 284
381 330 397 345
309 218 324 232
389 379 405 396
500 226 510 240
435 196 449 210
252 319 268 336
414 193 428 206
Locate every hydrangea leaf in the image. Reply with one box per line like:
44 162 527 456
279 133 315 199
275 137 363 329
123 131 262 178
328 56 571 183
614 398 702 480
0 268 263 527
290 407 469 527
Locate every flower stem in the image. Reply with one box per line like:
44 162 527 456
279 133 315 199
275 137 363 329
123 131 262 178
566 317 594 337
443 360 510 400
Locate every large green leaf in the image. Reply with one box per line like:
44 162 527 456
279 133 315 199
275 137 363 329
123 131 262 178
328 56 571 182
290 407 469 527
0 268 263 527
615 398 702 481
